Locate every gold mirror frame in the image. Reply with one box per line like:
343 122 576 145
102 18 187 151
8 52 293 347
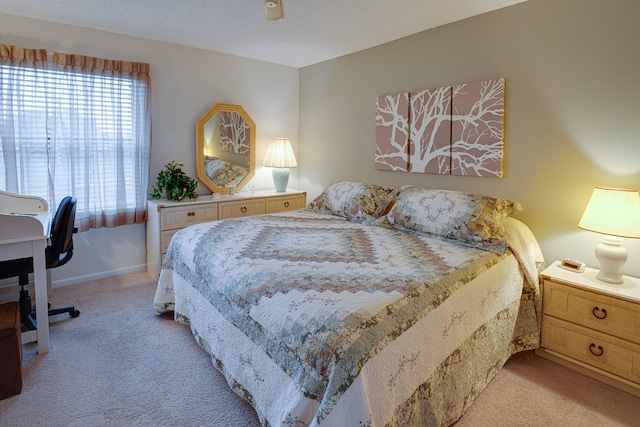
196 104 256 194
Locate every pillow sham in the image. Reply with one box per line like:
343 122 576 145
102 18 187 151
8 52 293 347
385 187 523 253
307 181 399 222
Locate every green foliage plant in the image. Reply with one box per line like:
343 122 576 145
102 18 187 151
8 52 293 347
151 161 198 201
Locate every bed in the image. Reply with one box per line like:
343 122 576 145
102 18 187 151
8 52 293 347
154 182 544 426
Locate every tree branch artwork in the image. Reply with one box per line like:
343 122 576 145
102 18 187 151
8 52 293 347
374 93 410 171
409 86 452 174
451 78 504 177
374 78 505 178
219 111 250 155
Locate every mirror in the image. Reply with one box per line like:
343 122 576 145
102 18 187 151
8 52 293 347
196 104 256 194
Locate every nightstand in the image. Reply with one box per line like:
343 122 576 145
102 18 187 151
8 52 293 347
537 261 640 396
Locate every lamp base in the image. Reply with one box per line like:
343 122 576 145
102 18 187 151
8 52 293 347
272 168 290 192
595 236 627 284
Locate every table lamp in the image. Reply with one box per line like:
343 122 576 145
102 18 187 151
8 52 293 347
578 187 640 284
262 138 298 192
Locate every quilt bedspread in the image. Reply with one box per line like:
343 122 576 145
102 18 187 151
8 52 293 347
154 210 542 426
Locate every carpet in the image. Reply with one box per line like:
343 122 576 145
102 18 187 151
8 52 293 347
1 272 639 426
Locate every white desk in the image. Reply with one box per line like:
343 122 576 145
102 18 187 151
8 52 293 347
0 190 50 354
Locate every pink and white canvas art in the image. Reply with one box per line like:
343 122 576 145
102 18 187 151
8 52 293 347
374 78 505 178
451 78 505 177
219 111 250 155
374 93 410 171
409 86 452 174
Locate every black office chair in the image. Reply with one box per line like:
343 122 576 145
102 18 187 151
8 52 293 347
0 196 80 330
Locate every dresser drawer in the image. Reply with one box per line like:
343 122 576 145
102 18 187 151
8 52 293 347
543 279 640 344
160 204 218 231
161 229 180 254
219 198 265 219
266 193 306 213
147 191 305 278
542 315 640 384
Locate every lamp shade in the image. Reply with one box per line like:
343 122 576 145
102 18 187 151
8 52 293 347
578 187 640 238
262 138 298 168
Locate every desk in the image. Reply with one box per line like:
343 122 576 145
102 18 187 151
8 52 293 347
0 190 50 354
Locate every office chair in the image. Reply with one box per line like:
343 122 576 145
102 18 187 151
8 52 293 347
0 196 80 330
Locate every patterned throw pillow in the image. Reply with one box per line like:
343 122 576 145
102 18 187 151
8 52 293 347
385 187 523 253
307 181 399 222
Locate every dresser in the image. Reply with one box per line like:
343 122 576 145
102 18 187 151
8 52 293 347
146 190 306 278
537 261 640 396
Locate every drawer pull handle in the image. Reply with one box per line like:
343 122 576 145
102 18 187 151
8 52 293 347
187 211 195 217
241 206 247 213
284 201 290 208
592 306 607 320
589 343 604 357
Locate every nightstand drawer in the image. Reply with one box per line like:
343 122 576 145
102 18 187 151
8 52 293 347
542 316 640 384
160 204 218 231
543 279 640 344
219 198 265 219
266 193 306 213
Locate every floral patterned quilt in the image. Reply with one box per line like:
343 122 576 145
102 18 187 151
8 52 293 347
154 210 543 427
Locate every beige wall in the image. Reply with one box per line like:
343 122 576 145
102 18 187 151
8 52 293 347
299 0 640 278
0 13 299 284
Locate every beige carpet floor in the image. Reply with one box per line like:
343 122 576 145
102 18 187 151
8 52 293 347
1 272 640 426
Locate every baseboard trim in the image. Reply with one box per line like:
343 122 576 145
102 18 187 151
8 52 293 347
52 264 148 288
0 264 148 305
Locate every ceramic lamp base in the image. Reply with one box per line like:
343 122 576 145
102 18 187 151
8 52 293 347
595 236 627 284
272 168 290 192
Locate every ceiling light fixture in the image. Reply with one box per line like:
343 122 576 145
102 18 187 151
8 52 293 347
265 0 284 20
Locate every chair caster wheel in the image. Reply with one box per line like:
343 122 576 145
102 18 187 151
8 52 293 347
71 310 80 318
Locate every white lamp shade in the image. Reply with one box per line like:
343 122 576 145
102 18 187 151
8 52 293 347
578 187 640 284
262 138 298 168
578 187 640 238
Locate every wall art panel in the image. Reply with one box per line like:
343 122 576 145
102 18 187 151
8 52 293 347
374 93 410 171
375 78 505 177
451 78 505 177
409 86 452 174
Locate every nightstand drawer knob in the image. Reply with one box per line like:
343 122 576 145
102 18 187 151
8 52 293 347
592 306 607 320
241 206 247 213
589 343 604 357
284 201 289 208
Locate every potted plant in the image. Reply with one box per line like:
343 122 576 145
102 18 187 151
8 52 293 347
151 161 198 201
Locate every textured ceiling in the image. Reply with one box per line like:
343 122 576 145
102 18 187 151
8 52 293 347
0 0 525 68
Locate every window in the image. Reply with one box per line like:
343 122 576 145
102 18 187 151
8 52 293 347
0 46 151 231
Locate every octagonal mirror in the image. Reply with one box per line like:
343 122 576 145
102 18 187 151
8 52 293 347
196 104 256 194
